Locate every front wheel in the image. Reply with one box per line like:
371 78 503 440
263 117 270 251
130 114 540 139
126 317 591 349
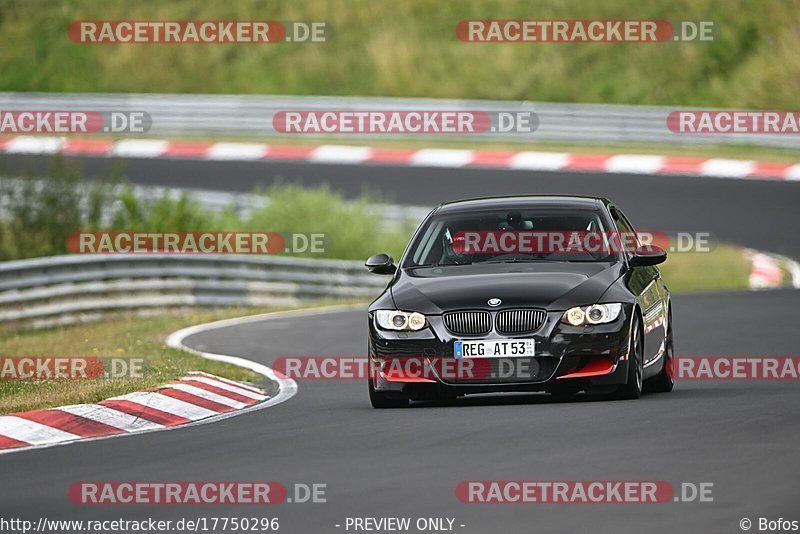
647 313 675 393
368 378 409 409
613 319 643 400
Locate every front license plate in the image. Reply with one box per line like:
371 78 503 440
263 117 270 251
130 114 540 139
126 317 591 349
454 339 535 358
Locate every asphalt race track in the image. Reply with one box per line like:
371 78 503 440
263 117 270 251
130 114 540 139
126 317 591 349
1 156 799 533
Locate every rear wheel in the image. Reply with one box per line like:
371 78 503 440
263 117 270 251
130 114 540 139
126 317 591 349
647 310 675 393
368 378 409 409
613 318 643 400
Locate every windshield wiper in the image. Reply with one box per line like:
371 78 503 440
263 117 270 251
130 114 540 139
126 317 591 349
412 261 476 268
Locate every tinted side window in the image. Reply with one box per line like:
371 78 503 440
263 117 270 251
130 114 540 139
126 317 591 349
610 207 639 257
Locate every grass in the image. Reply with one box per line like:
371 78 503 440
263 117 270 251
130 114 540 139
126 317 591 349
0 306 301 414
659 243 752 293
0 0 799 109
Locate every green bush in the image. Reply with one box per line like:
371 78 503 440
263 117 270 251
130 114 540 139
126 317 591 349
110 187 221 234
0 161 414 261
243 184 412 260
0 157 114 260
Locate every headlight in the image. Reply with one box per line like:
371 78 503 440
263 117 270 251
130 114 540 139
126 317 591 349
561 303 623 326
375 310 427 331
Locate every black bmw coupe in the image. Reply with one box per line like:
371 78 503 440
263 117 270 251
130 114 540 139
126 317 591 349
365 195 674 408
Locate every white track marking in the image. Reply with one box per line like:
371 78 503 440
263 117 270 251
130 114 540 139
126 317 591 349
4 136 64 154
205 142 267 160
508 151 570 170
785 164 800 181
410 149 474 167
605 155 665 174
308 145 373 164
700 159 756 178
111 139 168 158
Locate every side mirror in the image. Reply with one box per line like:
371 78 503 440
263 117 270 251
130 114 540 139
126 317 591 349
629 245 667 267
365 253 397 274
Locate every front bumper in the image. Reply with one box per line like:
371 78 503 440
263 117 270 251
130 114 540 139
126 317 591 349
368 306 633 397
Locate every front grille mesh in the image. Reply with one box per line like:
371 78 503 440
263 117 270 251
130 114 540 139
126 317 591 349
495 309 547 334
443 311 492 336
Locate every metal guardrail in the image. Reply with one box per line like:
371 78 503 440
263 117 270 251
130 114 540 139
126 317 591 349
1 92 797 148
0 254 384 327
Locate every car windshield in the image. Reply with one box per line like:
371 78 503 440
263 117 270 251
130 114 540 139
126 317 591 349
405 207 621 268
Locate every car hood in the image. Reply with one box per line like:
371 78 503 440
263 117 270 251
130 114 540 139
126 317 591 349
390 262 625 314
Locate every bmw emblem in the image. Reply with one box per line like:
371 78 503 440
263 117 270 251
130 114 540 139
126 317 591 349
488 298 502 307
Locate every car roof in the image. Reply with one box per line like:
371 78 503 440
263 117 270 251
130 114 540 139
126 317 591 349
435 195 610 214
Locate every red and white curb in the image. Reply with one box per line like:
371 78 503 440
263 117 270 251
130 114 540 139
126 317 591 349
2 136 800 181
0 307 309 455
747 250 800 290
0 372 267 452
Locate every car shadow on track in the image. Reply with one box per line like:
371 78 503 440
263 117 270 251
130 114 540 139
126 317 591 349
403 389 690 409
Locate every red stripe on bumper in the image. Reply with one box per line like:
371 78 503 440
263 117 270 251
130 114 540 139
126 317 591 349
557 357 616 379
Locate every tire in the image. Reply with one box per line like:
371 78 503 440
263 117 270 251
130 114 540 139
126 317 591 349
613 317 643 400
647 310 675 393
368 378 409 409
